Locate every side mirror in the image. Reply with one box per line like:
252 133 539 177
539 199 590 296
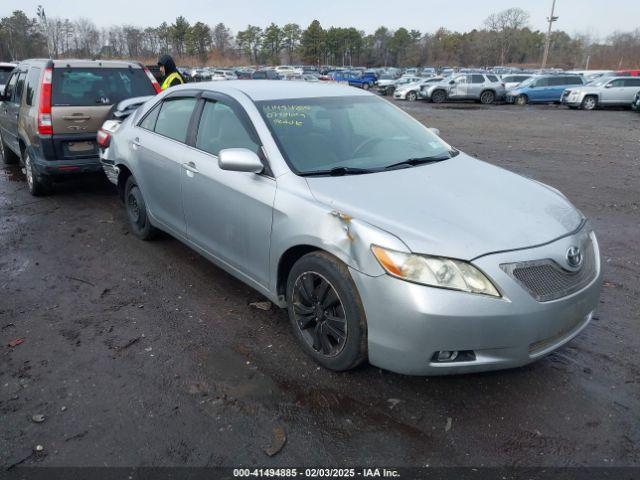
429 127 440 136
449 80 455 85
605 83 612 89
0 90 8 101
529 83 536 88
218 148 264 174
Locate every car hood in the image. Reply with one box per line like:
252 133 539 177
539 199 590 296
305 153 583 260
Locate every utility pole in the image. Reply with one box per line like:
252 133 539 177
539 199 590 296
541 0 558 69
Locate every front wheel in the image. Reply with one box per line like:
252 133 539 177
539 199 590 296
581 96 598 110
362 83 370 90
515 94 528 106
407 91 418 102
286 251 367 371
124 176 158 240
480 90 496 105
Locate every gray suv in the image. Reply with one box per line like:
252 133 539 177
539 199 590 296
562 76 640 110
0 59 159 195
421 73 505 104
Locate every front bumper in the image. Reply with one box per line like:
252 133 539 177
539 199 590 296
350 229 602 376
561 92 583 106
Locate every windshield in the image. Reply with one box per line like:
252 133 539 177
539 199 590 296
52 68 155 106
258 96 456 175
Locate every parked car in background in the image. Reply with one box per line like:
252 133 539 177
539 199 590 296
275 65 302 76
506 75 585 105
561 76 640 110
252 69 281 80
330 70 377 90
0 59 159 195
394 77 443 101
211 70 238 81
422 73 505 104
0 62 17 95
99 81 601 376
377 75 421 96
501 74 532 90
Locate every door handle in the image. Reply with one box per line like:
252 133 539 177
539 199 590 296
182 161 198 173
63 115 91 121
132 137 141 150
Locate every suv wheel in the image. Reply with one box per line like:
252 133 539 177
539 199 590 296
387 86 395 96
581 96 598 110
0 131 20 165
124 176 158 240
480 90 496 105
407 91 418 102
362 82 370 90
286 251 367 371
24 153 51 196
431 89 447 103
515 94 528 106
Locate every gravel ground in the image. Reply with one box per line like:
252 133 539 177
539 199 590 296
1 101 639 469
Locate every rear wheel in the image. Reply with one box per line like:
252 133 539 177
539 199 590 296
515 94 528 106
124 176 158 240
286 251 367 371
431 89 447 104
362 82 370 90
24 153 51 196
581 95 598 110
0 131 20 165
407 91 418 102
480 90 496 105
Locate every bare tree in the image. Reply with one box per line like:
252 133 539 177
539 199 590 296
485 8 530 65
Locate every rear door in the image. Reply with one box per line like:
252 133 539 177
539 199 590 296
2 70 26 153
468 74 486 98
623 78 640 103
134 94 198 236
50 67 156 160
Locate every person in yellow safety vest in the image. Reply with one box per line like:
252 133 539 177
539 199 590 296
157 54 184 90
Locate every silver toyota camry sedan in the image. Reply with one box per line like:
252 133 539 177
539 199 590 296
99 81 602 375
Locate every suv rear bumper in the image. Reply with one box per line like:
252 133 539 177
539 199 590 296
31 134 102 178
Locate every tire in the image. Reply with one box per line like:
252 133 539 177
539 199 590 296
515 94 528 106
431 89 447 104
24 153 51 196
387 86 395 96
362 83 370 90
407 91 418 102
480 90 496 105
286 251 367 371
0 131 20 165
124 176 158 240
581 95 598 111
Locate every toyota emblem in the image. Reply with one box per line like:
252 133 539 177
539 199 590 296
566 246 583 269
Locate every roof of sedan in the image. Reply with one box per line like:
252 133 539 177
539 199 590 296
182 80 371 101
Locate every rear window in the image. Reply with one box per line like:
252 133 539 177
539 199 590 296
486 74 499 82
52 68 155 106
0 68 14 84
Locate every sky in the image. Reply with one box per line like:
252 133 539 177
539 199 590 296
2 0 639 39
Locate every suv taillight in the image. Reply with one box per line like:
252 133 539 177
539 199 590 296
143 67 162 94
38 67 53 135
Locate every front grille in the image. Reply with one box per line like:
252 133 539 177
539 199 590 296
501 236 597 302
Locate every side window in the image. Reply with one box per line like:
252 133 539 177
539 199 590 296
565 77 582 85
25 68 41 106
153 97 197 143
3 73 18 99
455 76 467 84
13 73 26 104
536 78 550 87
609 79 625 88
195 100 260 156
624 78 640 87
471 74 485 84
139 102 161 131
486 74 499 82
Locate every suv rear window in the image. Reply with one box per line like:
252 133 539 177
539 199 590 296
52 68 155 106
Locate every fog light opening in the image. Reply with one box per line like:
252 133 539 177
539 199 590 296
432 350 476 363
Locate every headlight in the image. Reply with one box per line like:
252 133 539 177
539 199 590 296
371 245 500 297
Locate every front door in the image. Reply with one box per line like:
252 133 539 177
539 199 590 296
182 95 276 287
449 76 468 98
133 95 198 236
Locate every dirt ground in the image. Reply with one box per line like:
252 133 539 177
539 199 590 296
1 101 639 469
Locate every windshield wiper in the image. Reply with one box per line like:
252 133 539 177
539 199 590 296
384 152 456 170
299 166 378 177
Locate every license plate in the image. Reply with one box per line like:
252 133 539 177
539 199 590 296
68 141 94 152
